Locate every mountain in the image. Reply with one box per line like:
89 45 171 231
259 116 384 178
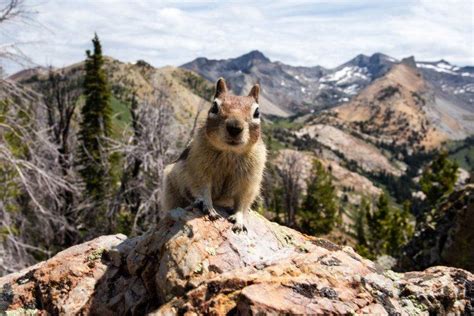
181 51 474 128
183 50 310 116
8 57 216 148
329 63 446 148
317 53 397 101
265 61 472 218
182 51 400 116
331 62 473 147
416 59 474 111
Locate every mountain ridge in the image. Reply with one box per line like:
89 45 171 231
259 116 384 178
181 50 474 117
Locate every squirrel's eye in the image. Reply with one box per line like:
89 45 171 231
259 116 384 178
253 107 260 119
210 102 219 114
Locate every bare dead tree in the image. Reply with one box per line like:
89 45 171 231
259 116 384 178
277 151 305 227
184 98 206 148
39 70 81 215
0 0 37 67
0 81 79 274
0 0 25 23
108 90 173 234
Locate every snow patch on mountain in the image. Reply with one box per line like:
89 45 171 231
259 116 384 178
416 62 459 75
320 66 370 84
343 84 359 95
181 50 473 116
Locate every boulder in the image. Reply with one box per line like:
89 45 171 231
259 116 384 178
1 206 473 315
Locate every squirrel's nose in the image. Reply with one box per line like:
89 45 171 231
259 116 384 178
226 120 243 137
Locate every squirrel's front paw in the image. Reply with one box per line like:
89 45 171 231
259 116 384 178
229 213 247 234
232 222 248 234
228 214 238 223
193 199 221 220
207 207 221 220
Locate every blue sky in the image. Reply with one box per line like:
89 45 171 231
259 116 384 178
1 0 473 74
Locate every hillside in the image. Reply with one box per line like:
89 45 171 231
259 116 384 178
296 124 403 175
10 53 474 154
1 57 218 276
10 57 215 145
260 60 473 240
398 184 474 272
288 61 473 186
331 63 447 150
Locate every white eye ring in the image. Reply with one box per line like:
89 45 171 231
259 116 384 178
209 98 222 117
251 102 260 122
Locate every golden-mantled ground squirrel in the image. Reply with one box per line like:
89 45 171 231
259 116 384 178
161 78 267 233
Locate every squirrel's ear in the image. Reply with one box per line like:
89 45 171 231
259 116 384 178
214 77 227 98
248 84 260 103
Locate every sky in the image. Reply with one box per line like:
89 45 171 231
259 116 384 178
1 0 473 74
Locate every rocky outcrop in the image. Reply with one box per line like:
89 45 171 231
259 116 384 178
1 206 473 315
398 184 474 273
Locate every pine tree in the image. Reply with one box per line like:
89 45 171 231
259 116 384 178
386 200 414 257
419 151 458 207
354 197 371 258
366 193 390 255
362 193 414 258
77 34 112 208
300 159 339 235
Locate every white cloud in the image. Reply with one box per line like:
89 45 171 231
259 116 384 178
1 0 472 75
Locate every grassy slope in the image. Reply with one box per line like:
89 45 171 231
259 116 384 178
110 95 132 138
446 137 474 171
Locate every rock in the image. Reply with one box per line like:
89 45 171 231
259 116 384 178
0 234 128 315
398 184 474 273
1 206 473 315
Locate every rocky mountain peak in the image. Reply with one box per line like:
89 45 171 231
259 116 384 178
438 59 450 65
400 56 417 69
370 52 397 63
342 52 395 68
342 53 370 67
229 50 271 71
190 56 210 66
238 49 270 62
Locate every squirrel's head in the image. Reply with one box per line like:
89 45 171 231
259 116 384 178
205 78 261 153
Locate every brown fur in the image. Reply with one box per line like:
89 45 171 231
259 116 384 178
161 78 266 232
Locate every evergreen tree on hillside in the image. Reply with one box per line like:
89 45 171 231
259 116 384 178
387 201 414 256
366 193 390 255
353 197 371 258
77 34 112 208
359 193 414 259
419 152 458 207
300 159 340 235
